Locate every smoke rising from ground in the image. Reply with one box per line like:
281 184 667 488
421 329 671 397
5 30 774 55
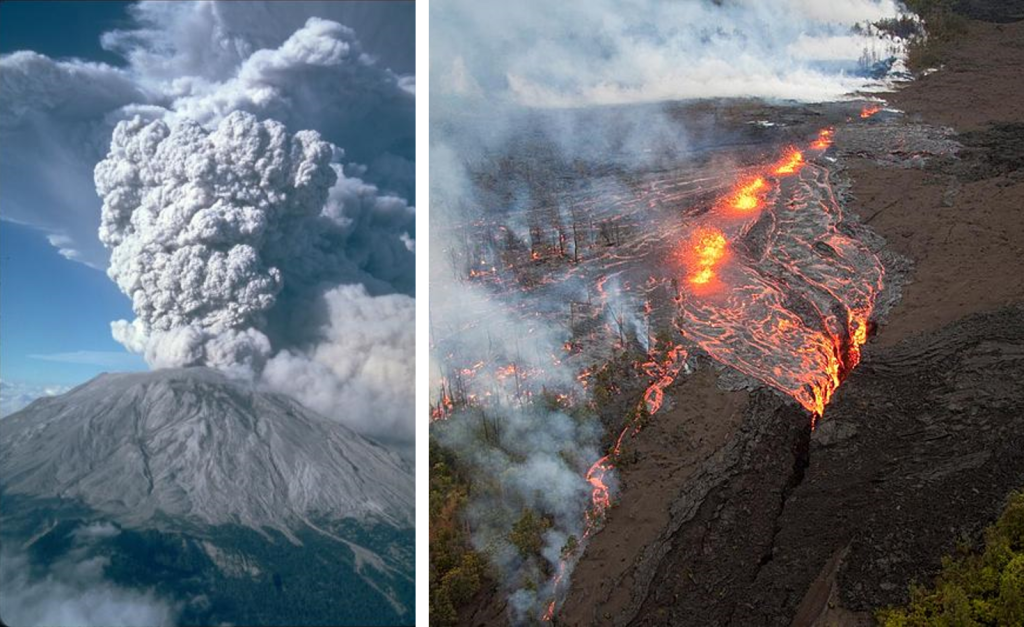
433 406 601 624
433 0 909 108
431 127 612 623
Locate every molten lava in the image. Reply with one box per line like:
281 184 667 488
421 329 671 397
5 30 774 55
729 176 768 212
811 128 834 150
686 227 727 286
861 104 882 119
678 128 884 421
773 148 805 175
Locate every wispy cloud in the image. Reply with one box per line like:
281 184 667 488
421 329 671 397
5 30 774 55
27 351 147 369
0 380 70 417
0 525 179 627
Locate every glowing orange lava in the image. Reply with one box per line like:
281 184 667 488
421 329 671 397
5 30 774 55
861 104 882 118
811 128 834 150
773 148 805 175
679 128 884 426
686 227 727 285
729 176 768 212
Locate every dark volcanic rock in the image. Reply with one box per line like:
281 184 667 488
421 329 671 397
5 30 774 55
628 305 1024 626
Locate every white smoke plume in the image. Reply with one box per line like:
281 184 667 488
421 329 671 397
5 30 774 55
92 109 415 446
94 111 334 374
433 0 909 107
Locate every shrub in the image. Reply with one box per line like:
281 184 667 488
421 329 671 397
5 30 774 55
877 491 1024 626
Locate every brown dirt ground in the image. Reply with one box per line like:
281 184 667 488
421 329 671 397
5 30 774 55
558 368 747 625
854 18 1024 348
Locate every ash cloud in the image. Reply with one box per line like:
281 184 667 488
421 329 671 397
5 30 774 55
94 111 334 375
0 1 413 265
262 284 415 449
94 108 415 445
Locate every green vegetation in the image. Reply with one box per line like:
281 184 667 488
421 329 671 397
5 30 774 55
509 508 552 559
899 0 969 71
429 437 488 626
877 491 1024 626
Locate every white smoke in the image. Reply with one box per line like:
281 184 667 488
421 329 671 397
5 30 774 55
92 109 415 446
94 111 333 375
433 0 909 107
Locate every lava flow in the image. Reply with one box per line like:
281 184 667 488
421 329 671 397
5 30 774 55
729 176 769 212
677 128 884 419
861 104 882 118
811 127 834 150
544 343 688 622
773 147 805 175
686 227 728 285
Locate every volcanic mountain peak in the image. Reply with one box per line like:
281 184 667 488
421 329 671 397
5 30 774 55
0 368 414 538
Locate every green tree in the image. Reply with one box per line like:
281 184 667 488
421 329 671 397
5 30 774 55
878 491 1024 626
509 508 550 559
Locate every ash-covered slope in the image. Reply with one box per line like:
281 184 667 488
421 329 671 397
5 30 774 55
0 367 413 535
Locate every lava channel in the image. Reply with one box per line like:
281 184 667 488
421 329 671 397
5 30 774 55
677 131 884 418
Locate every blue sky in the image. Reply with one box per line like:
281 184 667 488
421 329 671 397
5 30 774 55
0 1 132 64
0 223 145 386
1 1 146 389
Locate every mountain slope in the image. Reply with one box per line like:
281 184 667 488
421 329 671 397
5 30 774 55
0 368 415 625
0 368 412 536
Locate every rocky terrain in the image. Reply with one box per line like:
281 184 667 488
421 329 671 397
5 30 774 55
562 307 1024 626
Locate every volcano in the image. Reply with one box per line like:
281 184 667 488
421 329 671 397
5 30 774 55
0 368 414 626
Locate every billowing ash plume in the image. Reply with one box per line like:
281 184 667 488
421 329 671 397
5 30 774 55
95 111 335 375
94 110 416 446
